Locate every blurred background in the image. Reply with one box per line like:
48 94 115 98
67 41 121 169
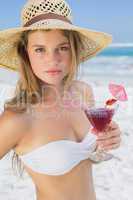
0 1 133 200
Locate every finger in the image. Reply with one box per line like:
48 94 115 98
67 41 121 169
110 120 117 126
105 121 119 131
97 129 121 140
103 143 120 151
98 136 121 147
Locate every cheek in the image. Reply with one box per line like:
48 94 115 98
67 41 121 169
28 52 43 72
65 60 71 73
62 53 72 69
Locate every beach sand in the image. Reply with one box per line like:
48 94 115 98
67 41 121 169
0 77 132 200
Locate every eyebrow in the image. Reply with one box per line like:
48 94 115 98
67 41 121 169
32 42 70 48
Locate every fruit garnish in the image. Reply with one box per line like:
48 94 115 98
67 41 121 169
105 98 117 106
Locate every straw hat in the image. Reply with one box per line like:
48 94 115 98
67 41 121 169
0 0 112 71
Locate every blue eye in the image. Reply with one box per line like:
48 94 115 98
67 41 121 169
35 48 45 53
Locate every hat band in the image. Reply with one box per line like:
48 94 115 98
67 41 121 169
23 13 72 27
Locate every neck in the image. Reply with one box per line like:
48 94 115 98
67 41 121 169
42 83 65 103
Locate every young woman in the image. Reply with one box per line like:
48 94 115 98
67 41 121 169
0 0 121 200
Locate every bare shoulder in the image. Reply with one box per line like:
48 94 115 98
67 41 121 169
0 110 27 159
71 80 95 107
0 110 19 128
71 79 93 90
0 109 27 128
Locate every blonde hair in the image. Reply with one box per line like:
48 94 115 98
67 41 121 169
4 29 84 177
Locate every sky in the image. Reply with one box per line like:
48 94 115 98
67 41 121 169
0 0 133 43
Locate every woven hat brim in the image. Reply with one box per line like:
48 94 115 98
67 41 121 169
0 20 112 71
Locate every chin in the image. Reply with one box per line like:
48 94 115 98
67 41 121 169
42 80 62 86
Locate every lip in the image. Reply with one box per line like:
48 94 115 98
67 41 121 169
46 69 62 73
46 70 62 76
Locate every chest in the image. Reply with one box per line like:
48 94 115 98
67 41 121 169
15 104 89 156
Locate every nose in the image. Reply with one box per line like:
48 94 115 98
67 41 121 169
45 49 61 63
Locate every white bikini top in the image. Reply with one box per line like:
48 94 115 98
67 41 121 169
18 132 111 176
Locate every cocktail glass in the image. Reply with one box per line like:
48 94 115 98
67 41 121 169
84 104 115 161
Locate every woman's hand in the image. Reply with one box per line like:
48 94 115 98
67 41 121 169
96 121 121 151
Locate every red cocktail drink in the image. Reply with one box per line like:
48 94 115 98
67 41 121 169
84 107 115 161
84 107 114 133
